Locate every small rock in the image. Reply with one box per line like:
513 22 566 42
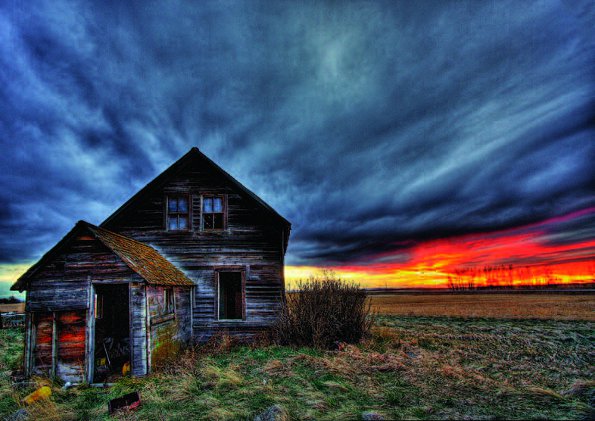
362 411 384 420
254 404 288 421
5 408 28 421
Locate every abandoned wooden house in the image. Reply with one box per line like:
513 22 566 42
11 147 291 383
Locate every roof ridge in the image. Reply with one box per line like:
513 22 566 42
12 220 194 291
100 147 291 229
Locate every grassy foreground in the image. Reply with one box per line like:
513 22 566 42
1 316 593 420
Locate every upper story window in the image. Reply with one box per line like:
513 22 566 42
167 195 190 231
203 196 225 230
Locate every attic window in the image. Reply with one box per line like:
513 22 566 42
203 196 225 230
167 195 190 231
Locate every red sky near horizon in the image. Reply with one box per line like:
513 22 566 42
285 207 595 288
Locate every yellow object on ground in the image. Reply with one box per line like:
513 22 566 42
122 361 131 376
23 386 51 405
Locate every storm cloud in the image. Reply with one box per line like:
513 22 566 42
0 0 594 266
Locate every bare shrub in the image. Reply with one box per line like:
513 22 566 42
200 330 238 354
274 271 374 349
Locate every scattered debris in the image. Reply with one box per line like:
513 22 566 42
254 404 288 421
23 386 51 405
108 391 141 414
10 370 32 390
405 350 418 359
122 361 131 376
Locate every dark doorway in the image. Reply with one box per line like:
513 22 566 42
218 272 243 320
94 284 130 382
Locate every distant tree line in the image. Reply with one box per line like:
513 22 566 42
0 296 22 304
445 264 578 291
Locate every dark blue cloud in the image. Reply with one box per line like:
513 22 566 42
0 0 593 265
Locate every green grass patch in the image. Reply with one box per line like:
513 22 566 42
0 317 593 420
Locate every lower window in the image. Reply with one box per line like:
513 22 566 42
218 272 244 320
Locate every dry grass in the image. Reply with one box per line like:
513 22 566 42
0 303 25 313
370 293 595 320
1 293 593 419
1 315 593 420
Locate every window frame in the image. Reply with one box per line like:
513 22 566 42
165 194 191 231
216 270 246 321
201 195 226 231
163 288 175 315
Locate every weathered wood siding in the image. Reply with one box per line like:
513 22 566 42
25 233 147 381
130 283 148 376
55 311 86 382
26 234 143 312
103 160 286 339
29 310 86 382
146 286 192 370
175 286 193 343
32 312 53 376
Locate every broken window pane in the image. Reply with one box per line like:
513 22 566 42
202 196 225 230
213 213 224 229
203 214 214 229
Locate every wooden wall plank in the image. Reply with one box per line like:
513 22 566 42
103 161 287 340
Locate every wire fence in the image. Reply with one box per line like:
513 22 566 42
0 312 25 329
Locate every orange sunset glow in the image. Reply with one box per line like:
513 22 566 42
285 208 595 289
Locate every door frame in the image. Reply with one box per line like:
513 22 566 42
87 282 133 383
215 269 246 321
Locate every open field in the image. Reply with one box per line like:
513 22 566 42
1 313 593 420
0 303 25 313
2 293 594 320
370 293 595 321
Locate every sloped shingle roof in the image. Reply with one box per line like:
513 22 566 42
11 221 193 291
86 223 194 287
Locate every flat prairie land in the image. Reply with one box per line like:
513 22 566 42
0 293 593 419
2 314 594 419
0 303 25 313
370 293 595 321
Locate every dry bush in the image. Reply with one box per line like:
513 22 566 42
199 330 239 354
274 272 373 349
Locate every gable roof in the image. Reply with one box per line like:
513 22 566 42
101 147 291 229
11 221 194 291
